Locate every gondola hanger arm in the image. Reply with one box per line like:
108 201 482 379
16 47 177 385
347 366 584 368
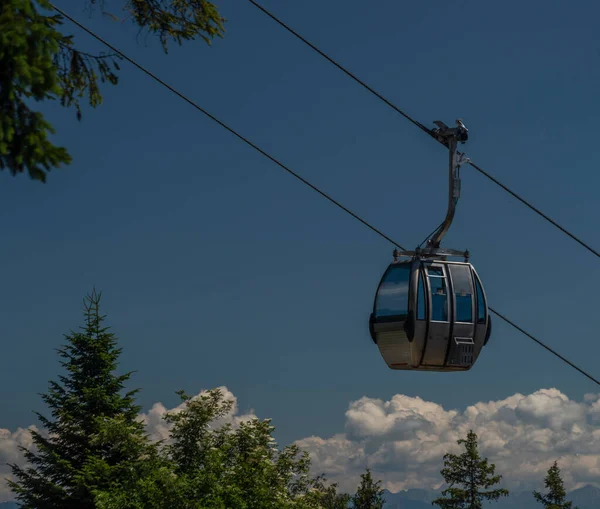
427 119 470 249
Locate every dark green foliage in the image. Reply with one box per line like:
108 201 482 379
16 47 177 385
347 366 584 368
310 475 352 509
7 290 150 508
351 468 385 509
94 388 326 508
162 388 319 508
432 430 509 509
106 0 226 52
533 462 578 509
93 446 188 509
0 0 72 181
0 0 225 182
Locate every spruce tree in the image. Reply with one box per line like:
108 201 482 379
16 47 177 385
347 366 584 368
351 468 385 509
533 461 578 509
432 430 509 509
8 290 150 508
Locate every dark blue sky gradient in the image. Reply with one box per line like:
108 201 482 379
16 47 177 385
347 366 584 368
1 0 599 447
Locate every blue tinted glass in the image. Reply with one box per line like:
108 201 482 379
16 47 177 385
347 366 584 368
428 267 448 322
449 265 473 323
417 272 426 320
474 273 486 323
375 264 411 318
455 296 472 322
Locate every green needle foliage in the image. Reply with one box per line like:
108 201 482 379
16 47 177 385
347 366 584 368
0 0 225 182
351 468 385 509
533 461 578 509
7 289 152 508
432 430 509 509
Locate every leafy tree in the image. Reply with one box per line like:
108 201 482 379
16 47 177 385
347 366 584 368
1 0 225 182
309 475 351 509
164 388 322 508
95 387 326 508
533 461 578 509
1 0 74 182
7 289 153 508
93 447 190 509
351 468 385 509
324 486 351 509
432 429 509 509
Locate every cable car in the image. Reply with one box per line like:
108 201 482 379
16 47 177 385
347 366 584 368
368 119 491 371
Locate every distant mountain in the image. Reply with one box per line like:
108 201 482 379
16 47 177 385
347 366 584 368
382 488 436 508
2 485 599 509
382 484 600 509
569 484 600 507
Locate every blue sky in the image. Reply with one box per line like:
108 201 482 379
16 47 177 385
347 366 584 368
1 0 600 469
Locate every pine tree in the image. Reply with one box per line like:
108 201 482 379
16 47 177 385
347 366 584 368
533 461 578 509
8 290 151 508
351 468 385 509
432 430 509 509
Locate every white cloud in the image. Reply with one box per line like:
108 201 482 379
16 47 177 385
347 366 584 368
0 425 39 502
295 388 600 494
2 387 600 501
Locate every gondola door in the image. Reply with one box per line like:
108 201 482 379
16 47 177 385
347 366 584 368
446 263 476 368
420 263 451 368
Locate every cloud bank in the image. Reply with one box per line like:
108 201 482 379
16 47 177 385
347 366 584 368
2 387 600 501
296 388 600 493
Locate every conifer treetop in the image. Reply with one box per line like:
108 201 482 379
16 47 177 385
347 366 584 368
8 289 148 509
433 429 509 509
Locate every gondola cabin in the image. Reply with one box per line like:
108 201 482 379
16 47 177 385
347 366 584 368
369 258 491 371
